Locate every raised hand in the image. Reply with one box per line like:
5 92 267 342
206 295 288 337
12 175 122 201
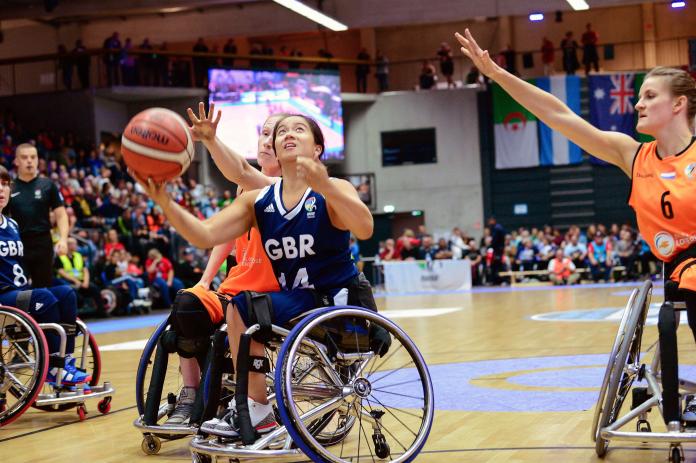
296 155 330 194
454 29 500 78
187 101 222 142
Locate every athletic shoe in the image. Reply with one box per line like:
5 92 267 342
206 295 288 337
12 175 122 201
684 395 696 423
199 398 277 437
163 387 196 426
46 355 91 386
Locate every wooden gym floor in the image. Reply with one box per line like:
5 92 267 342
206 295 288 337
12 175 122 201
3 281 695 462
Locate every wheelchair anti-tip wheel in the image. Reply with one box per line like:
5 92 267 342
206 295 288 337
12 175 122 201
0 305 49 427
593 281 651 457
276 306 434 463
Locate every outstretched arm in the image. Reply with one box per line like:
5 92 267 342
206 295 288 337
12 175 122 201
455 30 640 176
187 102 275 190
133 173 255 249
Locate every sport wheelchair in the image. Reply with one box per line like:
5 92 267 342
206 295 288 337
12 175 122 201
592 280 696 462
134 304 434 462
0 305 115 426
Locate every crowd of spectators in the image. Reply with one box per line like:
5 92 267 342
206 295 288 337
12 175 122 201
376 222 658 287
0 110 228 315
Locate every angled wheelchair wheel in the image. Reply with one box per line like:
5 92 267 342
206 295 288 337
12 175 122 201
593 281 652 457
0 305 49 427
32 320 101 412
276 306 434 463
135 319 185 433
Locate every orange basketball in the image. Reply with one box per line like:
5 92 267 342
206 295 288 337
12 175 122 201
121 107 193 183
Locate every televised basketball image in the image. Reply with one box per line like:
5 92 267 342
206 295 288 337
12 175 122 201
121 107 194 182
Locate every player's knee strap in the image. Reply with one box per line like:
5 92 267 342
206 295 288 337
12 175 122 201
347 272 377 312
159 329 209 358
242 291 274 343
172 290 206 316
16 290 33 312
247 355 270 374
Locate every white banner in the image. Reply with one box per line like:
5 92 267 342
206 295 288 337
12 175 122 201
383 259 472 294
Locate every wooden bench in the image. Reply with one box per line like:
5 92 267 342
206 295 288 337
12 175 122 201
499 266 627 287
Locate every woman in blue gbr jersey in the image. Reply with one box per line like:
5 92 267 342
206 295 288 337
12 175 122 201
136 114 374 437
0 166 89 386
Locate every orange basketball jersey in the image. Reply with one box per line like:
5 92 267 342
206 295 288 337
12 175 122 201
628 138 696 263
218 227 280 295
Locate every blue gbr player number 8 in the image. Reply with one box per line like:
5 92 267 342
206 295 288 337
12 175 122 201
12 264 27 287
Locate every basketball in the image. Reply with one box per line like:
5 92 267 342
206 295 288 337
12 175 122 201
121 107 194 183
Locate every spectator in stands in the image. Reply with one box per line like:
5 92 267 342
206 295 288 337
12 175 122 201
437 42 455 88
379 238 400 261
104 228 125 258
588 231 613 281
356 48 370 93
548 249 579 285
55 237 106 315
175 247 203 288
488 217 506 284
102 31 121 86
537 237 555 269
145 247 183 308
375 50 389 92
192 37 209 88
223 38 237 67
57 44 73 90
516 240 537 271
396 229 419 260
564 233 588 268
120 38 137 85
465 66 483 86
419 60 437 90
414 235 435 261
616 228 637 280
434 237 453 259
72 39 90 89
561 31 580 75
581 23 600 75
541 37 555 76
465 239 482 285
499 44 517 76
138 38 155 86
154 42 170 86
449 227 467 259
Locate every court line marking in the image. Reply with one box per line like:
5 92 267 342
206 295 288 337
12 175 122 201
0 404 137 444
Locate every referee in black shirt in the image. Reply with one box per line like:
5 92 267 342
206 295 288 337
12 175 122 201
9 143 69 287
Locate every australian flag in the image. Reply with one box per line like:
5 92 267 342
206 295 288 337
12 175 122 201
589 73 636 136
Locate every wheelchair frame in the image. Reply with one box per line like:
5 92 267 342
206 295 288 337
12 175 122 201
592 280 696 463
0 306 114 425
189 305 434 463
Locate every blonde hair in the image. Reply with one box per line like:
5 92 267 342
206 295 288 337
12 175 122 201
15 143 37 155
645 66 696 130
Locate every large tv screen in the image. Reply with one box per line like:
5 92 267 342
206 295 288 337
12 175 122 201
208 68 344 161
381 128 437 167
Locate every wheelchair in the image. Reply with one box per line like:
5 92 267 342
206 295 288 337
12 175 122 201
0 305 115 426
592 279 696 463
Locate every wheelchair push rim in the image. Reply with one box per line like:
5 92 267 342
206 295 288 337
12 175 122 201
276 306 434 463
0 305 49 427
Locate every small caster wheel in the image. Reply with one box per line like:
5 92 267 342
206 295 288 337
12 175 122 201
141 435 161 455
670 445 684 463
636 419 651 432
77 404 87 421
98 397 112 414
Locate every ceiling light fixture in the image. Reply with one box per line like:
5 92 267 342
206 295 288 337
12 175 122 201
566 0 590 10
272 0 348 31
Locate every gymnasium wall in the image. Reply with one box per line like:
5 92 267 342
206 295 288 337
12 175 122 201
341 88 483 237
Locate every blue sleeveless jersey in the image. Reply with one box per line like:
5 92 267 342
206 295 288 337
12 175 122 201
254 180 357 291
0 215 29 289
